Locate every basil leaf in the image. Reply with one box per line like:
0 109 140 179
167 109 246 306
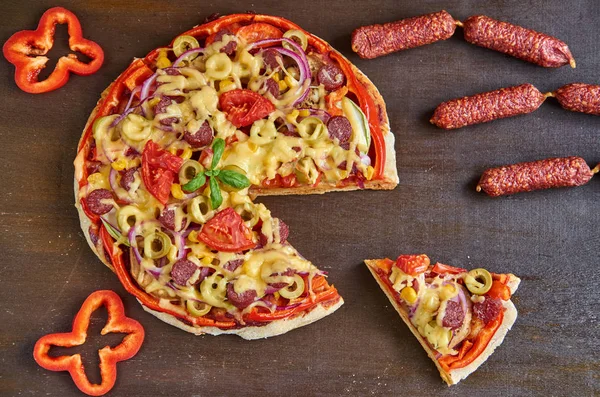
217 169 251 189
211 138 225 169
101 218 130 247
204 170 215 177
182 171 206 192
209 176 222 209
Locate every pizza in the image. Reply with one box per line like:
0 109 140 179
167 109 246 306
73 13 398 339
365 255 520 385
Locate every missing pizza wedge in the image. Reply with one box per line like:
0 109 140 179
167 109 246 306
365 255 520 385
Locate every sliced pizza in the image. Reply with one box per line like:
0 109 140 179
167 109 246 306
73 13 397 339
365 255 520 385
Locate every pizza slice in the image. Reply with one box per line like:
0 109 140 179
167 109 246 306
365 255 520 385
74 13 397 339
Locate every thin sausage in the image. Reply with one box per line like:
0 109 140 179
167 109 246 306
476 156 597 197
461 15 575 68
430 83 546 129
351 10 457 59
551 83 600 115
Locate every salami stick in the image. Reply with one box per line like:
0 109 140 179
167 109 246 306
430 84 547 130
476 157 597 197
461 15 575 68
548 83 600 115
351 10 458 59
351 13 575 68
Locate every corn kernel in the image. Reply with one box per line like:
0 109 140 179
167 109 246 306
400 287 418 304
156 56 172 69
111 158 128 171
171 183 185 200
87 172 106 186
365 165 375 180
272 73 280 82
219 79 234 91
201 255 214 265
299 109 310 118
180 146 192 160
188 230 199 243
286 109 300 124
278 80 288 91
156 50 172 69
284 75 297 88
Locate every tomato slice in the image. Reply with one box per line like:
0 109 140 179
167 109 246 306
199 208 256 252
219 89 275 128
261 174 298 188
396 254 430 276
141 140 184 205
235 23 282 44
431 262 467 275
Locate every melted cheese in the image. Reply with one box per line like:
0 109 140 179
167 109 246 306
406 276 462 355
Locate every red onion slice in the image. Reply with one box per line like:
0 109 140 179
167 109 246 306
249 38 311 106
173 47 206 67
110 94 156 128
140 73 158 102
124 86 141 112
182 225 201 238
173 231 186 260
297 108 331 124
360 154 372 167
128 226 144 264
274 47 307 83
264 286 281 295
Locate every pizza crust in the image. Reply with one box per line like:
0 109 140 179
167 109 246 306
142 296 344 340
364 260 520 385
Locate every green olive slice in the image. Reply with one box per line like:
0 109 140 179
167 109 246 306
173 35 200 61
143 231 172 259
188 195 213 224
297 117 327 141
283 29 308 51
465 268 493 295
178 159 204 185
186 300 212 317
279 274 305 300
200 273 228 308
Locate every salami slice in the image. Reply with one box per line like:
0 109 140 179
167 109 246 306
86 189 114 215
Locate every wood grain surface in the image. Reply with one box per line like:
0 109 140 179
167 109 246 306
1 1 598 396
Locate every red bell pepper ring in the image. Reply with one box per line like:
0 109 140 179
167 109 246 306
33 290 144 396
3 7 104 94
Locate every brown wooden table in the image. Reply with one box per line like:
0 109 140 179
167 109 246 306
1 1 598 395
